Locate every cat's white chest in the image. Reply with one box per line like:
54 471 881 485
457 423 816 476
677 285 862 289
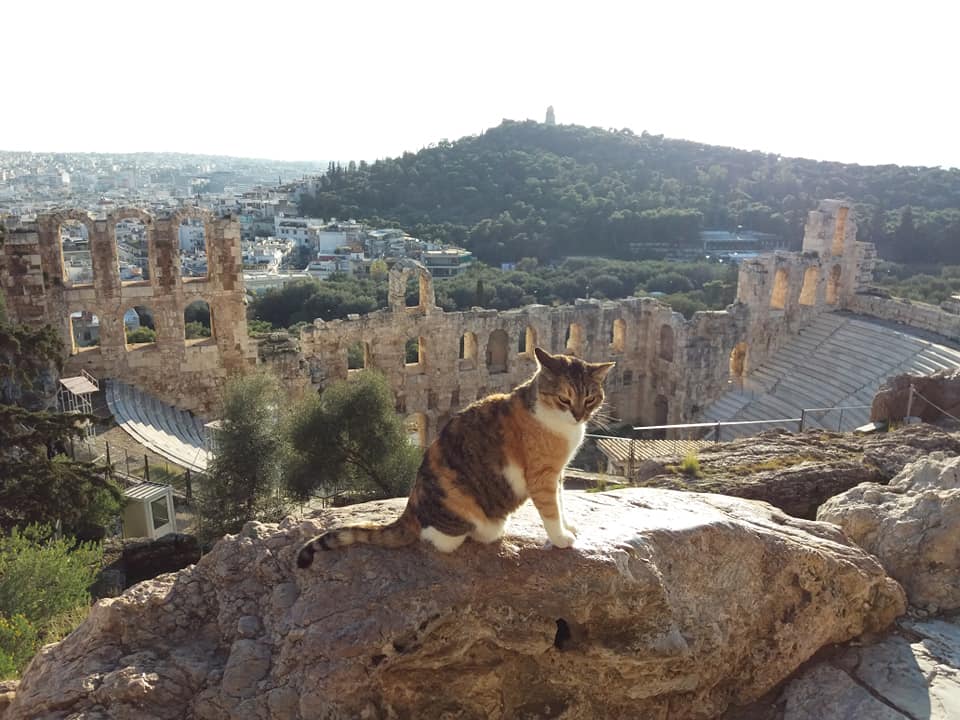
533 404 587 462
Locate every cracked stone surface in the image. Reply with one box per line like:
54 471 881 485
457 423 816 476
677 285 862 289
1 488 904 720
781 616 960 720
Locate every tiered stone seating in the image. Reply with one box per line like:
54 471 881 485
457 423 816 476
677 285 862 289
105 380 211 472
700 312 960 439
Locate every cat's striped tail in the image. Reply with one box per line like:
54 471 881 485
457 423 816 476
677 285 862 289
296 507 420 568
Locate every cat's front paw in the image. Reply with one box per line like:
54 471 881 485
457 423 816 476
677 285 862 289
549 529 577 549
563 519 579 535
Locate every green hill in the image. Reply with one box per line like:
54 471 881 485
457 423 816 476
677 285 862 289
300 120 960 264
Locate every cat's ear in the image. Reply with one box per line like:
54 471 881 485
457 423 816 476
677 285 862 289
590 361 616 381
534 347 562 373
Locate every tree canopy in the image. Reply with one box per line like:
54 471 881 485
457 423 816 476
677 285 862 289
300 120 960 264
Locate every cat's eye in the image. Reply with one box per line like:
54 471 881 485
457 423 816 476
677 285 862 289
558 397 571 406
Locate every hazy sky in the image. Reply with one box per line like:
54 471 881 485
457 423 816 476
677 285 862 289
6 0 958 168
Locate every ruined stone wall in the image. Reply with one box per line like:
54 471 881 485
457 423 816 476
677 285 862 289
289 260 750 443
0 209 254 416
848 294 960 344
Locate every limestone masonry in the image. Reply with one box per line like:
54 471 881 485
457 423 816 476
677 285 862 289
5 199 953 439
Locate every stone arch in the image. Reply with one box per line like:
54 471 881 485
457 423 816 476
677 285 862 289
827 265 842 305
405 413 428 448
347 340 371 371
565 323 584 356
173 207 214 281
770 268 789 310
486 329 509 374
610 318 626 353
389 260 435 313
184 298 214 344
799 266 819 306
68 309 100 354
518 325 537 356
459 331 478 370
124 305 158 350
831 206 849 256
56 213 95 286
110 208 154 284
729 342 748 378
659 324 674 362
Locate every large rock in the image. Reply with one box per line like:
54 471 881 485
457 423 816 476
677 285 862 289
4 489 906 720
871 369 960 424
637 425 960 519
818 453 960 612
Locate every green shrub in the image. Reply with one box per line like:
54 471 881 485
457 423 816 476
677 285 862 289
125 326 156 344
0 525 101 630
184 321 211 339
679 453 702 478
0 614 39 680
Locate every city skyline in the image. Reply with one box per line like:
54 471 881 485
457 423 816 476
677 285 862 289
6 0 959 169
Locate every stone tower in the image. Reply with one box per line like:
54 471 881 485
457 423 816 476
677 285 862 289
545 106 556 126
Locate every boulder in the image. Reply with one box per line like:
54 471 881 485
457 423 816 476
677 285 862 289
636 425 960 519
818 453 960 612
871 369 960 425
4 489 905 720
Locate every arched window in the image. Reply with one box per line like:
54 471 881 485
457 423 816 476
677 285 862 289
116 218 150 283
565 323 584 356
610 319 626 353
125 305 158 350
69 310 100 354
831 206 848 256
179 217 208 280
827 265 842 305
770 269 789 310
59 219 93 286
347 341 370 371
729 342 748 378
518 325 537 355
659 325 674 362
405 336 425 370
184 299 214 344
486 329 509 374
459 332 478 370
799 267 818 306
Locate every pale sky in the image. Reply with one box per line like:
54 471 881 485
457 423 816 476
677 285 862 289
5 0 959 168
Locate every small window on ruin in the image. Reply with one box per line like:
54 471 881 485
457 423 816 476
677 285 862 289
487 329 509 374
770 268 789 310
405 274 420 308
827 265 842 305
125 305 158 351
405 413 427 448
729 342 748 379
799 267 818 306
179 218 208 281
565 323 584 356
116 218 150 283
60 220 93 286
69 310 100 354
831 206 848 256
659 325 674 362
610 319 626 353
405 336 425 369
347 341 368 371
184 299 214 344
518 326 537 355
459 332 478 370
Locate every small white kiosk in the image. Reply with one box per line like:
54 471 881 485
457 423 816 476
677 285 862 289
122 482 177 539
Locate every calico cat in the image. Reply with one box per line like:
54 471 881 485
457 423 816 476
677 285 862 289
297 347 614 567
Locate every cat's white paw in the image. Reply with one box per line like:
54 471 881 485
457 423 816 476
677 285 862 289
563 519 579 535
549 529 577 549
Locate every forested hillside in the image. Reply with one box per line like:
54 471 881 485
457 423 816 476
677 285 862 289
300 120 960 264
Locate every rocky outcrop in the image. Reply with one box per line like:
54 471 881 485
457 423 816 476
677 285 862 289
636 425 960 518
871 369 960 425
818 453 960 613
776 615 960 720
4 489 905 720
95 533 202 598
